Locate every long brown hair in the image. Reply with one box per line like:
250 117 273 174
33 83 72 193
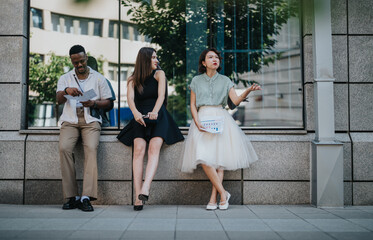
128 47 156 93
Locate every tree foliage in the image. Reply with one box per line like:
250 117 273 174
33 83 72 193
29 53 72 105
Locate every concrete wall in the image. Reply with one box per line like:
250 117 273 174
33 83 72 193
303 0 373 205
0 0 372 205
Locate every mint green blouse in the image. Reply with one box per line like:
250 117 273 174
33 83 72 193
190 73 234 108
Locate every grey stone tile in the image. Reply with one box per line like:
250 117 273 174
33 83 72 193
243 182 310 205
335 133 352 181
262 219 318 232
325 209 373 219
176 231 228 240
334 84 349 131
68 230 124 239
0 132 25 179
351 133 373 180
353 182 373 205
296 213 341 219
355 206 373 211
15 230 74 240
344 182 352 206
26 135 132 180
26 135 60 179
305 84 349 131
95 181 132 205
0 37 27 84
80 218 132 231
74 135 132 180
122 230 174 240
332 36 348 82
142 181 241 205
328 232 373 240
176 219 223 231
303 36 313 83
0 230 23 239
303 35 347 83
0 181 23 204
29 218 86 231
255 213 300 219
0 84 23 130
25 180 63 204
307 219 369 232
24 180 132 205
215 205 258 219
302 0 313 36
278 232 334 240
0 218 44 230
177 205 218 219
331 0 347 34
0 0 27 35
244 140 310 180
349 37 373 83
136 205 177 219
305 84 314 131
248 205 289 213
219 219 271 231
227 231 282 240
284 205 328 214
348 219 373 231
348 0 373 34
128 218 176 231
154 141 240 180
88 205 137 218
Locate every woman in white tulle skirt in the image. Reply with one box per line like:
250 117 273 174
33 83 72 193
181 48 261 210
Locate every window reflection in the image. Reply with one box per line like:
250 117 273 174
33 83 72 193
28 0 302 129
30 8 43 29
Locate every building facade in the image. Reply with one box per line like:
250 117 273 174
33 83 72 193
0 0 372 205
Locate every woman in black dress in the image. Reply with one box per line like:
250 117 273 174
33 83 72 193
117 47 183 211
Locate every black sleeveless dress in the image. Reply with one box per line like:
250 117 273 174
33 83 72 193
117 71 184 146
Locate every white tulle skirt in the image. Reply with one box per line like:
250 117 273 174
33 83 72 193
181 106 258 172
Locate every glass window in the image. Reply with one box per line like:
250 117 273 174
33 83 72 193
31 8 43 29
109 20 118 38
122 22 130 39
28 0 302 129
133 26 142 41
79 18 89 35
51 13 60 32
93 19 102 36
64 15 74 34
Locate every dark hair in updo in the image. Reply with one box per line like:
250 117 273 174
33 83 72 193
198 48 223 73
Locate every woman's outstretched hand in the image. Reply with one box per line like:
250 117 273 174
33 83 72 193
248 83 262 92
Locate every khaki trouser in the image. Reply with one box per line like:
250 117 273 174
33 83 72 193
59 108 101 200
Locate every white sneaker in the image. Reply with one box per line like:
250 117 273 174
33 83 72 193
206 202 218 210
219 192 231 210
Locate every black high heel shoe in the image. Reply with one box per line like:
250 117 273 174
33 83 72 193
138 194 149 202
133 205 143 211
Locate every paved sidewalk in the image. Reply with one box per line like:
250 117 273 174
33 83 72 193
0 204 373 240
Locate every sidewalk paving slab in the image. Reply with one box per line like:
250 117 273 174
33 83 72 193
0 204 373 240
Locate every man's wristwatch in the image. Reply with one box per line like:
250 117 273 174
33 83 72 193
64 87 69 94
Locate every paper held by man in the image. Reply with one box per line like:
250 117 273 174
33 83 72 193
64 89 97 101
200 116 224 134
